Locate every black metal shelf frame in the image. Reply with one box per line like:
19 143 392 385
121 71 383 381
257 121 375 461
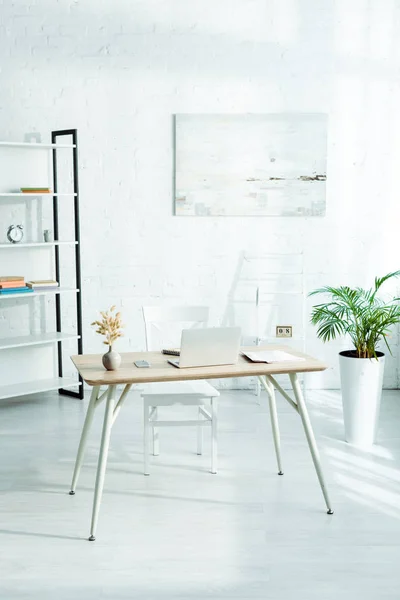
52 129 83 399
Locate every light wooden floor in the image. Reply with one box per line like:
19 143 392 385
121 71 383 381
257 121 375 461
1 386 400 599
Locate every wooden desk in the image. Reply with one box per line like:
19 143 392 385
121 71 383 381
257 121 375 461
70 346 333 541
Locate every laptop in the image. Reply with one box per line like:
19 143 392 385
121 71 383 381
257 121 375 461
168 327 241 368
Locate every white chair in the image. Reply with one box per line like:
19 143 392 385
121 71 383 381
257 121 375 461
141 306 220 476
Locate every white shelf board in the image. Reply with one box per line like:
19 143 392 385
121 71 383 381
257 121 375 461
0 193 76 197
0 377 81 400
0 332 80 351
0 141 76 149
0 241 77 248
0 287 79 300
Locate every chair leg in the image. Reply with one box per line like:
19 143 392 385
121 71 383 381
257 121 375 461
197 407 203 455
289 373 334 514
211 398 218 474
152 407 159 456
144 402 150 476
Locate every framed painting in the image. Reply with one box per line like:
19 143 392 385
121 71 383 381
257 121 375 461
174 113 327 217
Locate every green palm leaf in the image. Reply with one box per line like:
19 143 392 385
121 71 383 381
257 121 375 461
309 272 400 358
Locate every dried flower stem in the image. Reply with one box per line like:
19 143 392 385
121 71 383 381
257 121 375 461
91 305 124 348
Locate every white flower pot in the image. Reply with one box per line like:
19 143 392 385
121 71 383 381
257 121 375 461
339 351 385 448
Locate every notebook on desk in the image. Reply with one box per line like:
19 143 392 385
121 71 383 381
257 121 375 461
162 348 180 356
241 350 305 363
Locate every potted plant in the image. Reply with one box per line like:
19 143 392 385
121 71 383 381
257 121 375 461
309 271 400 447
91 305 124 371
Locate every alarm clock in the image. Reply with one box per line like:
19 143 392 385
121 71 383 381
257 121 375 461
7 224 24 244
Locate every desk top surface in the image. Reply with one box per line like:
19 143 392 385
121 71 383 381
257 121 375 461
71 346 327 386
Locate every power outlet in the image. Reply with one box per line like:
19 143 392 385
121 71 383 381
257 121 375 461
276 325 292 338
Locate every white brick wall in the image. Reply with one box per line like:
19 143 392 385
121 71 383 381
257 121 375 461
1 0 400 388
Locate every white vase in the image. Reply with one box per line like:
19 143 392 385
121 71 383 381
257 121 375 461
102 346 121 371
339 350 385 448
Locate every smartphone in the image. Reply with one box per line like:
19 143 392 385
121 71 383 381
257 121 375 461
134 360 150 368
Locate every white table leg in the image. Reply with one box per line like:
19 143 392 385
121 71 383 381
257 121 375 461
197 407 203 455
152 407 159 456
89 385 116 541
69 386 100 495
289 373 334 514
211 398 218 474
258 376 283 475
144 400 150 476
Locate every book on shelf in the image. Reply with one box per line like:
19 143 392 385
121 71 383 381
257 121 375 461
20 187 51 193
27 287 59 292
0 275 24 282
0 286 32 294
0 281 26 289
241 350 305 364
27 280 59 289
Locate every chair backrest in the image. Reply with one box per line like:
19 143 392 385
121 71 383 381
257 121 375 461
142 306 210 351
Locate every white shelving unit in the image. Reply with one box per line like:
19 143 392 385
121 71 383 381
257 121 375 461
0 130 83 400
0 141 76 149
0 192 77 197
0 241 77 248
0 287 79 300
0 332 80 351
0 378 80 401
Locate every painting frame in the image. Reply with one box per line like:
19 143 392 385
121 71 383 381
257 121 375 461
174 113 327 217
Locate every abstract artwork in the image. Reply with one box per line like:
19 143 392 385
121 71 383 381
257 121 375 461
174 113 327 217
